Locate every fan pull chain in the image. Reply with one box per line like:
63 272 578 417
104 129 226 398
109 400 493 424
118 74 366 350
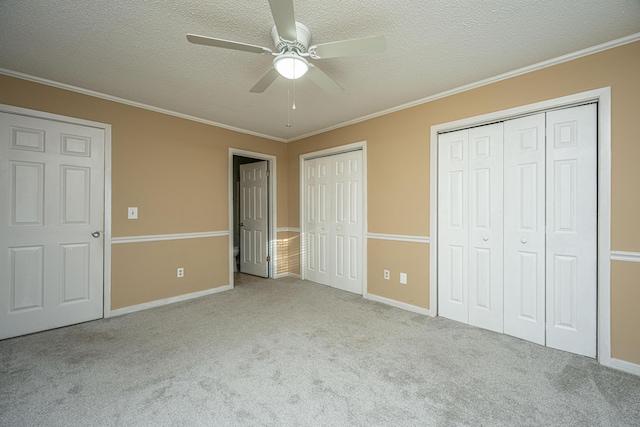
292 64 297 110
285 90 291 128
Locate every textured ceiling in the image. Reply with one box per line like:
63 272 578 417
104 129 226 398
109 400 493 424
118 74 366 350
1 1 639 142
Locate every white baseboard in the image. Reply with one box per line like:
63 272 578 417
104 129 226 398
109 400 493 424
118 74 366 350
609 358 640 377
364 292 431 316
273 272 301 279
110 285 232 317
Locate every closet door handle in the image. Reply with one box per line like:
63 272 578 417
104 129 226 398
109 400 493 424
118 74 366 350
482 236 489 241
521 238 528 244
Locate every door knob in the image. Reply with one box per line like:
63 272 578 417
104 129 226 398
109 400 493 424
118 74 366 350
321 226 325 230
521 238 527 244
482 236 489 241
337 226 341 231
91 231 101 238
240 222 244 227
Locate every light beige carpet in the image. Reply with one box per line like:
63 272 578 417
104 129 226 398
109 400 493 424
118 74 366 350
1 275 639 426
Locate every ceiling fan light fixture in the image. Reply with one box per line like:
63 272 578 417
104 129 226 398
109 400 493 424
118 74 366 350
273 53 309 79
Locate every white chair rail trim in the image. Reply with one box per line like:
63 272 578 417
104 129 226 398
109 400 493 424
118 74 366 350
112 231 228 244
611 251 640 263
367 233 430 244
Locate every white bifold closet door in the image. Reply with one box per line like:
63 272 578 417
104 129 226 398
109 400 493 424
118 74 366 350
438 123 504 333
503 113 547 345
545 105 597 357
304 150 363 294
438 104 597 358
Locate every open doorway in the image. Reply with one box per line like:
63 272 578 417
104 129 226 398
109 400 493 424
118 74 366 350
228 149 277 287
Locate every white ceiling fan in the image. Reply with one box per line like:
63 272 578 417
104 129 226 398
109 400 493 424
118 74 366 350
186 0 386 95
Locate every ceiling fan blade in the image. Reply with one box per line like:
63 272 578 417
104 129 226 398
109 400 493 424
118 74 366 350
306 65 344 96
268 0 297 42
310 35 386 59
187 34 272 55
250 68 280 93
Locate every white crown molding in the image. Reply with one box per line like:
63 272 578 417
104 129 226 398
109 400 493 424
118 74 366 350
110 285 232 317
367 232 430 244
0 68 286 143
611 251 640 263
112 231 228 244
288 32 640 142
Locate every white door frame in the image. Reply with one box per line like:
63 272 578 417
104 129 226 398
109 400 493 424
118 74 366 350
429 88 612 365
0 104 113 318
299 141 368 295
228 148 277 286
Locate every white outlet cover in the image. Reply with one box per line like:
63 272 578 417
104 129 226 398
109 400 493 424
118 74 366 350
128 207 138 219
400 273 407 284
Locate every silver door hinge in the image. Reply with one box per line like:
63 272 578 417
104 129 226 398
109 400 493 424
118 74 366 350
266 255 271 262
266 170 270 177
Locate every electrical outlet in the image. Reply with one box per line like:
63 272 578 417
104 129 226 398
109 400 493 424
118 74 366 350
128 207 138 219
177 267 184 278
400 272 407 285
384 269 390 280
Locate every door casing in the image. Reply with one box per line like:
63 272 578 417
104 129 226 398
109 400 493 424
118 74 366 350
429 88 612 365
0 104 113 318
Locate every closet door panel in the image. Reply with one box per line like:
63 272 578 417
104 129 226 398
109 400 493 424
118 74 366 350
331 150 363 294
468 123 504 333
545 104 597 358
438 129 469 324
503 114 546 345
304 157 331 286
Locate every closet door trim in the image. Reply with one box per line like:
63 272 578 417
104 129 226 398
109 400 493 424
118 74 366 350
429 87 612 365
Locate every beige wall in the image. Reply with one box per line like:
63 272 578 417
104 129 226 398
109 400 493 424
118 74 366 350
611 261 640 364
276 231 300 276
111 237 228 309
367 240 430 308
287 41 640 363
0 74 288 309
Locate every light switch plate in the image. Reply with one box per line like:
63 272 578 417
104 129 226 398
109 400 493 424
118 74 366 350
128 207 138 219
400 273 407 285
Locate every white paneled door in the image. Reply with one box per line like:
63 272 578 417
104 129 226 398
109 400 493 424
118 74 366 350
437 129 469 324
438 124 504 332
239 161 269 277
467 124 504 333
304 150 363 294
503 113 546 345
545 105 597 357
331 151 363 294
437 104 597 357
0 112 105 340
304 156 331 286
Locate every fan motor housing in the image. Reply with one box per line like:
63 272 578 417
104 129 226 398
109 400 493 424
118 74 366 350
271 22 311 53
